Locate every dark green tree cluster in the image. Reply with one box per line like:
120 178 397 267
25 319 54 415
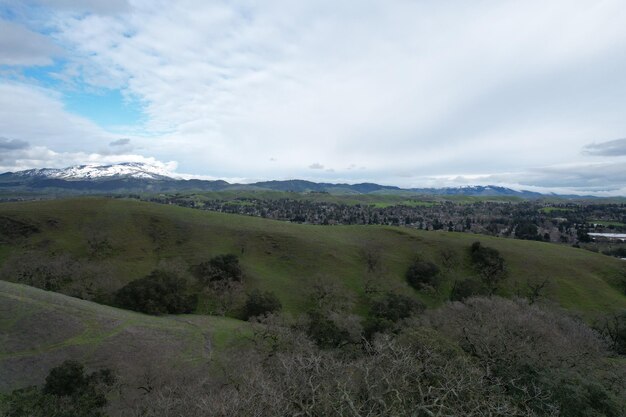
193 254 242 284
450 277 485 301
114 270 197 315
469 241 506 294
242 289 282 320
405 259 440 290
1 360 115 417
364 292 424 339
304 310 352 349
514 221 542 240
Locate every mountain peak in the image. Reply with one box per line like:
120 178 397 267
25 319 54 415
13 162 178 181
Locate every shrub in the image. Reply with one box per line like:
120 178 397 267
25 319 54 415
2 360 115 417
405 260 440 290
194 254 242 284
131 327 551 416
594 311 626 354
364 293 424 340
552 378 621 417
305 310 352 348
243 289 282 319
514 221 541 241
469 242 506 292
450 278 485 301
423 297 621 416
114 270 197 315
43 360 87 397
370 292 424 322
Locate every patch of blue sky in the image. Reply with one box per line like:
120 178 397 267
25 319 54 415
21 60 66 87
6 59 147 132
64 89 145 128
0 3 18 20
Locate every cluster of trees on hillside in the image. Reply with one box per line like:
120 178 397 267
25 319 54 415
113 269 198 315
115 296 626 417
0 250 117 299
111 254 283 319
0 361 115 417
4 296 625 416
2 237 626 416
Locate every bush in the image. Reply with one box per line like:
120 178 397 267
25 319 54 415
194 254 242 284
594 311 626 355
44 360 87 397
132 327 552 416
364 293 424 339
552 378 621 417
450 278 485 301
469 242 506 292
243 289 282 319
370 292 424 322
514 222 541 241
405 259 440 290
423 297 622 416
602 247 626 258
1 360 115 417
305 310 352 349
114 270 197 315
0 250 114 299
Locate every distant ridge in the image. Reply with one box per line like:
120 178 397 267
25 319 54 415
0 162 546 197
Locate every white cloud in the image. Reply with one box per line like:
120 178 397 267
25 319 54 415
0 82 176 171
583 138 626 156
0 137 29 150
0 82 113 151
0 144 176 173
109 138 130 147
0 19 61 66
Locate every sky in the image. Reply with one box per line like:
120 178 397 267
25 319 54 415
1 0 626 195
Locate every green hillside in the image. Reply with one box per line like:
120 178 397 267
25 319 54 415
0 279 248 392
0 197 624 316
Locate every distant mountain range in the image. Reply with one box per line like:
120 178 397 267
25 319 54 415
0 162 548 198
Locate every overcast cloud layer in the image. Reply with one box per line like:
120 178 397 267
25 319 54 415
1 0 626 195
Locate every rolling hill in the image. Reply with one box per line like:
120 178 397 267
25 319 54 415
1 196 625 398
0 279 248 392
0 197 624 316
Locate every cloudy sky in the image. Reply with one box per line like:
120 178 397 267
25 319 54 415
1 0 626 195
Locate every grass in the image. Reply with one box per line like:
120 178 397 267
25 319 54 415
2 197 626 393
591 220 626 227
0 280 251 391
540 207 574 214
0 197 624 317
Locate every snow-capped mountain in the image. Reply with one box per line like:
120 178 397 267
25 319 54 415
410 185 542 197
12 162 179 181
0 163 552 197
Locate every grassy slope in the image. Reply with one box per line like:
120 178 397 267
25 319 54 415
0 197 624 315
0 280 249 391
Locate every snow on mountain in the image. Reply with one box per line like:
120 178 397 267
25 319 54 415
13 162 179 181
3 164 546 196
